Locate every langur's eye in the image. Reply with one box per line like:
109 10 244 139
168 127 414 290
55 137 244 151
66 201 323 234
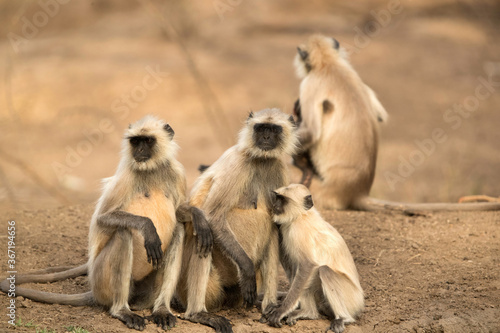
272 126 282 134
254 124 264 132
146 137 155 144
130 137 139 145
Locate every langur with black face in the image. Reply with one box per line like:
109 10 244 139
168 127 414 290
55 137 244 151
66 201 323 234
176 108 298 333
1 116 212 331
263 184 364 333
292 34 500 212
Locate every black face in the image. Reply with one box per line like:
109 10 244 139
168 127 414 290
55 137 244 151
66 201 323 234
271 191 287 215
129 135 156 162
253 123 283 151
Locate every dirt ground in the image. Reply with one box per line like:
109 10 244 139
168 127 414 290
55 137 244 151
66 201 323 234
0 0 499 332
1 207 499 333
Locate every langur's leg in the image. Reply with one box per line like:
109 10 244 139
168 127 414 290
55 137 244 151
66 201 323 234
183 234 232 333
149 223 185 330
259 226 279 312
90 229 146 331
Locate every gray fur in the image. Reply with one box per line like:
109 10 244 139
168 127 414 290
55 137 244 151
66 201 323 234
0 116 211 332
179 109 297 333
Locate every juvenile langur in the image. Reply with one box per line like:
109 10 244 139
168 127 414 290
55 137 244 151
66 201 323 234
263 184 363 333
293 34 500 212
0 116 212 331
176 108 298 332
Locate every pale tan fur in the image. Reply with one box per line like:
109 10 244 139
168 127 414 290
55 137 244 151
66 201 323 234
0 115 202 330
294 34 387 210
177 109 297 329
88 115 186 324
89 116 185 281
0 116 188 330
273 184 364 326
294 35 500 213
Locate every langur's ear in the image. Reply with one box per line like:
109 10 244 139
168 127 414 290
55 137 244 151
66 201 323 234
272 192 287 215
164 124 175 139
303 195 314 210
332 38 340 50
246 111 254 123
297 47 309 61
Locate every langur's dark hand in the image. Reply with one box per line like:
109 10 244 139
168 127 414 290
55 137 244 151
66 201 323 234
240 268 257 309
147 309 176 330
191 207 213 258
266 307 284 328
259 303 279 323
143 220 163 269
193 222 213 258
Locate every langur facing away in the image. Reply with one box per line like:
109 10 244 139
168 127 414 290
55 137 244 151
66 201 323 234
292 34 385 210
292 34 500 212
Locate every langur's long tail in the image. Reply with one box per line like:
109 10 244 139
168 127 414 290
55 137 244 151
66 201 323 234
0 263 93 306
458 195 500 203
13 263 88 284
318 266 364 324
2 285 93 306
355 197 500 213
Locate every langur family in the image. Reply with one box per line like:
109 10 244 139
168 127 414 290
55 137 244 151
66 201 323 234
3 33 496 333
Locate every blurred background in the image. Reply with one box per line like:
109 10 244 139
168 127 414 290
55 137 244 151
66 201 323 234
0 0 499 212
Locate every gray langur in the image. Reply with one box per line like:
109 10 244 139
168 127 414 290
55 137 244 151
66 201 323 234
292 34 500 212
175 108 298 333
1 116 212 331
263 184 364 333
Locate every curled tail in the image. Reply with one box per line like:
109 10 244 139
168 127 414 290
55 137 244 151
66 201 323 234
318 265 364 323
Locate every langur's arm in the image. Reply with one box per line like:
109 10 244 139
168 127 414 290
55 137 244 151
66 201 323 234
189 175 213 208
176 204 213 257
174 171 188 208
212 217 257 308
296 127 314 152
295 96 322 152
97 210 163 269
265 260 315 327
364 84 388 123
